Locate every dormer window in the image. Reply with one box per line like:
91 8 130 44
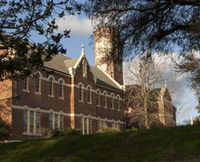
82 59 87 77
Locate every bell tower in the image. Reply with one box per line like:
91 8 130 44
94 27 123 85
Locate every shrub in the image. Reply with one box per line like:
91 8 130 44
52 128 81 138
125 127 138 133
0 119 10 140
97 127 120 134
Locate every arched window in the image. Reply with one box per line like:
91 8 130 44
48 76 55 97
117 95 121 111
35 72 41 94
87 86 92 104
103 91 107 108
111 94 114 110
59 79 64 98
60 114 64 129
22 77 29 92
82 59 87 77
49 78 54 96
96 90 101 106
36 111 40 134
79 83 83 102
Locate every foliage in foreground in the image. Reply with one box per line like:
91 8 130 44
0 119 10 140
1 125 200 161
52 128 81 138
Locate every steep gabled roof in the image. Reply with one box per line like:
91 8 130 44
44 54 123 90
44 54 71 73
91 66 121 90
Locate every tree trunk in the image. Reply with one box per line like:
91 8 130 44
144 97 149 129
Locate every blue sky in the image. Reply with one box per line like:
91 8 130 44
33 13 199 125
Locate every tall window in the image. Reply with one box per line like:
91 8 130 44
23 109 41 135
117 96 121 111
111 94 114 109
22 77 29 91
48 77 54 96
36 111 40 134
54 114 59 129
29 111 34 134
49 112 54 129
60 115 64 129
82 60 87 77
35 73 41 94
59 80 64 98
23 110 28 133
103 91 107 108
87 86 91 104
96 90 100 106
79 84 83 101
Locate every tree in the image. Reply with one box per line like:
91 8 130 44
176 52 200 97
0 0 81 80
86 0 200 55
125 53 164 129
85 0 200 95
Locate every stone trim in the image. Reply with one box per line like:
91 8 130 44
12 105 124 124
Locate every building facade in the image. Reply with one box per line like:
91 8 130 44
126 85 176 129
0 27 125 140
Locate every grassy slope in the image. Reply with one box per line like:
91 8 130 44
1 125 200 162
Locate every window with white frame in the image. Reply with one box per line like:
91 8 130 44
82 59 87 77
29 110 34 133
59 80 64 98
96 90 101 106
23 110 28 133
48 77 54 97
23 109 41 135
79 83 83 102
36 111 40 134
81 117 92 135
117 96 121 111
111 94 114 109
87 86 92 104
54 114 59 129
49 112 54 129
22 77 29 91
103 91 107 108
35 73 41 94
60 114 64 129
49 112 64 130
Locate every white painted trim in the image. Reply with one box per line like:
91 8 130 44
74 48 85 69
12 105 124 124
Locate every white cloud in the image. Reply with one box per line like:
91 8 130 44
56 15 93 37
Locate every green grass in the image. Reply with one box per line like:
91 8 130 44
1 125 200 162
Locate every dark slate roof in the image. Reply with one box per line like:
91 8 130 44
44 54 121 90
64 58 79 68
91 66 120 90
44 54 71 73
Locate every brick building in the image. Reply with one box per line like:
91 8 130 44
126 85 176 129
0 27 125 140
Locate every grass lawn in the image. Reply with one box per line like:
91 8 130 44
1 125 200 162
